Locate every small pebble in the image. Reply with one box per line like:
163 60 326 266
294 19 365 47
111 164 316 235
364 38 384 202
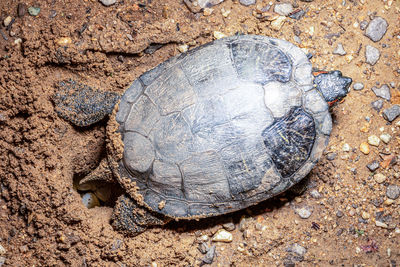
365 45 380 65
359 142 370 154
202 245 216 264
0 244 5 256
336 210 344 218
386 185 400 200
274 3 294 16
177 44 189 53
239 0 256 6
3 16 12 27
270 16 286 31
28 6 40 16
360 20 368 31
0 257 5 266
82 192 100 208
372 84 391 101
239 216 248 232
287 243 307 256
375 220 388 228
222 222 235 231
389 82 396 88
367 135 380 146
384 198 394 205
296 207 312 219
371 99 384 112
382 105 400 122
353 82 364 91
374 173 386 184
380 133 391 144
309 189 321 199
365 16 388 42
213 31 226 39
56 37 72 46
18 3 27 17
326 152 337 161
198 242 209 254
366 160 379 172
342 143 350 152
203 8 213 16
212 229 233 242
361 211 370 220
333 43 346 56
99 0 116 6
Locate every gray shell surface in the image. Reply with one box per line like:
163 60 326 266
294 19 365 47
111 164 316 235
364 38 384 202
115 35 331 219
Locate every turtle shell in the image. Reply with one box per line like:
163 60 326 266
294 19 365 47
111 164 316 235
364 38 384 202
113 35 331 219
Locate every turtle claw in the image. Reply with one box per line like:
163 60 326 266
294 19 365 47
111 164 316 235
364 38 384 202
53 79 120 127
112 194 167 236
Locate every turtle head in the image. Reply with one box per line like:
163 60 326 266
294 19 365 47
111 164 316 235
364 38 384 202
313 70 352 107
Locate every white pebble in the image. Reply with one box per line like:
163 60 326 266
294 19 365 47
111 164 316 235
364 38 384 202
380 133 391 144
3 16 12 27
82 192 100 208
367 135 380 146
177 44 188 53
374 173 386 184
375 220 388 228
213 31 227 39
212 229 233 242
342 143 351 152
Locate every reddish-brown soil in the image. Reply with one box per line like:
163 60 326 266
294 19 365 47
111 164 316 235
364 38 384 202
0 0 399 266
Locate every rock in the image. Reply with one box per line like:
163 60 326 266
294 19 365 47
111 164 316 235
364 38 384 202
239 0 256 6
365 17 388 42
360 20 368 31
336 210 344 218
0 257 5 266
3 16 12 27
202 245 216 264
365 45 380 65
375 220 388 228
239 216 248 232
213 31 226 39
222 222 235 231
0 244 5 256
342 143 351 152
372 84 391 101
371 99 384 112
296 206 312 219
212 229 233 242
27 6 40 16
56 37 72 46
289 9 305 20
359 142 370 154
81 192 100 208
274 3 294 16
361 211 370 220
203 7 213 16
271 16 286 31
386 185 400 200
333 43 346 56
366 160 379 172
383 105 400 122
309 189 321 199
287 243 307 256
367 135 380 146
353 82 364 91
326 152 337 161
380 133 391 144
374 173 386 184
99 0 116 6
177 44 189 53
198 242 209 254
17 3 27 17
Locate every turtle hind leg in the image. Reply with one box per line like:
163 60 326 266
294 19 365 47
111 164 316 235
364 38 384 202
112 194 168 236
53 79 120 127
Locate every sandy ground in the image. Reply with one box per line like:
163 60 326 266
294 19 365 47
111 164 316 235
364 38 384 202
0 0 399 266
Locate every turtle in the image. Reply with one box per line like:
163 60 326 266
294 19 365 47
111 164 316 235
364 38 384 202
53 35 352 236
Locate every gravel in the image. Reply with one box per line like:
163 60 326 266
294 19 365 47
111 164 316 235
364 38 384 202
274 3 294 16
386 185 400 200
287 243 307 256
353 82 364 90
365 17 388 42
296 206 313 219
99 0 116 6
202 245 216 264
383 105 400 122
239 0 256 6
366 160 379 172
365 45 380 65
371 99 384 112
372 84 391 101
333 43 346 56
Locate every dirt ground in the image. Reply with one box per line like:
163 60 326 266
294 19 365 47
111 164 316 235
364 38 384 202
0 0 399 266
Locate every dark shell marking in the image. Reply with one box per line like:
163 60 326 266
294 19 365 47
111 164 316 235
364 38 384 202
115 35 330 218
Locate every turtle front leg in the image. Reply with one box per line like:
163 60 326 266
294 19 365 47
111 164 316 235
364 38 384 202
112 194 169 236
